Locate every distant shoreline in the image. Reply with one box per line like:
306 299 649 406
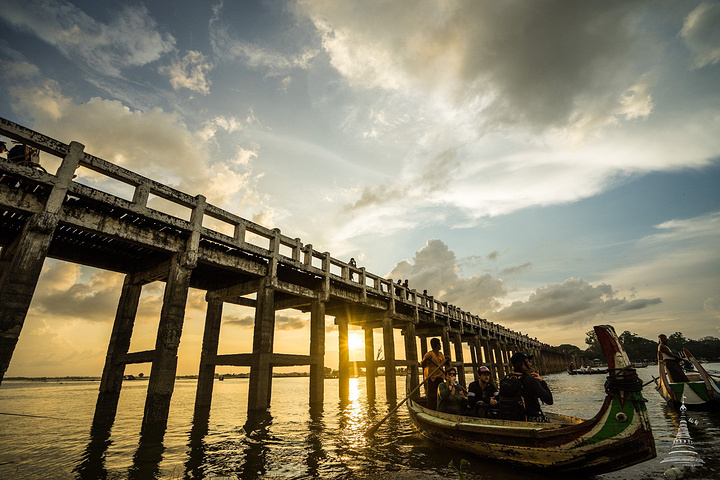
2 372 408 381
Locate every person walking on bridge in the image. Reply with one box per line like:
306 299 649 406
421 338 446 410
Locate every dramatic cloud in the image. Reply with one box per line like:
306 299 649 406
0 0 175 77
494 278 661 324
681 2 720 69
6 72 264 210
387 239 506 316
31 262 123 321
159 50 214 95
299 0 655 132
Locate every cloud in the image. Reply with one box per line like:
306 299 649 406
31 262 123 321
210 3 318 77
681 2 720 69
705 295 720 318
0 0 175 77
387 239 506 315
298 0 656 133
493 278 661 324
6 72 264 209
159 50 213 95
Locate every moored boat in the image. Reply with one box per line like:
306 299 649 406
407 325 656 475
654 348 720 410
567 368 608 375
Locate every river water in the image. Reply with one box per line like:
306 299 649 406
1 365 719 480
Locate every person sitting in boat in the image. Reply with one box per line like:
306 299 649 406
467 365 498 417
421 337 446 410
437 366 467 414
498 352 553 422
658 334 689 383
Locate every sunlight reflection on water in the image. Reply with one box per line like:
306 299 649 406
0 365 719 479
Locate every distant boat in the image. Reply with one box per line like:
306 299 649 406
407 325 655 475
567 368 608 375
654 348 720 410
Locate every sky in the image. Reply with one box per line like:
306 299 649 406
1 0 719 377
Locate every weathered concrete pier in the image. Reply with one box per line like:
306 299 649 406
0 116 571 438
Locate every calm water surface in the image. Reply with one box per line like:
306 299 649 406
1 365 720 479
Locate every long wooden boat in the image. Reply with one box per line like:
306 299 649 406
655 347 720 410
567 368 608 375
407 325 655 475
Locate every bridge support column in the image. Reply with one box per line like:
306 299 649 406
0 141 83 384
142 255 194 434
481 339 496 383
93 275 142 430
419 336 428 358
469 337 479 382
364 326 375 400
382 316 396 404
194 296 223 418
490 340 505 378
403 322 419 398
337 315 349 401
309 299 325 408
441 328 452 366
453 333 466 385
248 279 276 412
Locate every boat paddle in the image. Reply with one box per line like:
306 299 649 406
642 376 658 387
364 358 448 437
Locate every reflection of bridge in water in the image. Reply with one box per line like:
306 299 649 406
0 116 570 441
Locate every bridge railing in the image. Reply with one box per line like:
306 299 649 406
0 116 545 349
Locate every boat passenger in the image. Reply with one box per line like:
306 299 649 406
658 334 689 383
421 337 446 410
498 352 553 422
467 365 498 417
437 366 467 415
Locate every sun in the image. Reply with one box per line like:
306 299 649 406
348 333 365 355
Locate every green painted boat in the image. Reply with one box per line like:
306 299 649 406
407 325 656 475
655 347 720 410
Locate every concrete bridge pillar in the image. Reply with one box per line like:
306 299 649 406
453 332 466 386
337 315 350 401
142 254 195 434
247 279 276 412
309 299 326 408
0 141 83 384
93 274 143 430
480 339 496 383
383 316 397 404
403 322 419 398
441 328 452 366
193 296 223 418
488 340 503 378
419 335 428 358
363 326 375 400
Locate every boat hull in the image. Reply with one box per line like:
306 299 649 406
407 325 656 475
408 394 654 475
655 349 720 410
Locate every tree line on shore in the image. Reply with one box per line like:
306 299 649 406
557 331 720 363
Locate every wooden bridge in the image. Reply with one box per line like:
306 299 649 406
0 116 571 437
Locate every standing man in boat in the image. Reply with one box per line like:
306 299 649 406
499 352 553 422
658 334 689 383
421 338 446 410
